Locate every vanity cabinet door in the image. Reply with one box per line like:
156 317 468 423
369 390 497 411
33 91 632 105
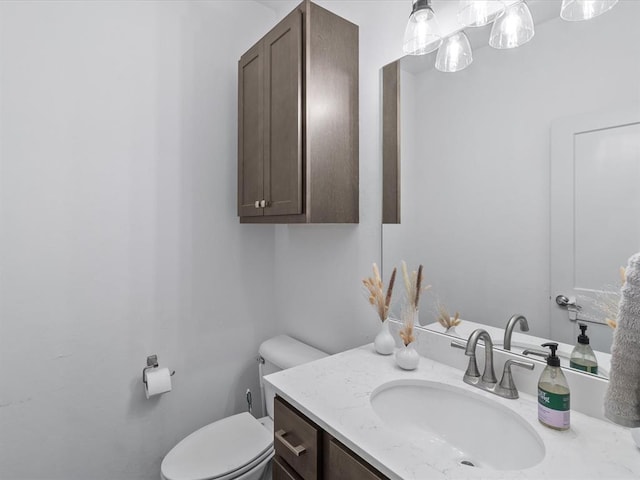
274 397 320 480
274 455 303 480
324 435 387 480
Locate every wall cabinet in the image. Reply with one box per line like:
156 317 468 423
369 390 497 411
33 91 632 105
274 396 388 480
238 1 358 224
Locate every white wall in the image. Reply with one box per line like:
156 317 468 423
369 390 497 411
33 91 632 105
5 0 592 478
383 2 640 338
0 1 277 478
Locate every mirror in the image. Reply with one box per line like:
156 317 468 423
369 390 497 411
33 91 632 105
381 1 640 379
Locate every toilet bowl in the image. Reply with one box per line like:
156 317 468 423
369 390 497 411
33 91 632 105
161 335 326 480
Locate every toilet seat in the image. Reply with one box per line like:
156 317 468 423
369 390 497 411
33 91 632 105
161 412 273 480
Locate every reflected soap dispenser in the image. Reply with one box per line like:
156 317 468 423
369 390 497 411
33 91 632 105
570 323 598 375
537 342 570 431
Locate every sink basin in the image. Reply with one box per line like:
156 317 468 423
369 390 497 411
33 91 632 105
370 379 545 471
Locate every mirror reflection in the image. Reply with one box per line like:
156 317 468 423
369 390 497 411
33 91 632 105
382 1 640 380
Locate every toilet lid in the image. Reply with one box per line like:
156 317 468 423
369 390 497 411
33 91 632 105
161 412 273 480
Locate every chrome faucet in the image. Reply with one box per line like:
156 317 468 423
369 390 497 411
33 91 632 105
465 329 497 385
503 314 529 351
451 328 534 399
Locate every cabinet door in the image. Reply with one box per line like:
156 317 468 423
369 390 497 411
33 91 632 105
274 397 320 480
273 456 303 480
326 437 387 480
238 42 264 217
263 8 303 216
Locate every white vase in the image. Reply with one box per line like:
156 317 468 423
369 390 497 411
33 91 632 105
374 319 395 355
396 342 419 370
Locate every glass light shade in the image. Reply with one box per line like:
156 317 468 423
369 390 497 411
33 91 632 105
489 1 535 49
403 1 443 55
457 1 506 27
560 0 618 21
435 32 473 73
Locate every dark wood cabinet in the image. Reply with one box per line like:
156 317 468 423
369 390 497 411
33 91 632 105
274 395 320 480
325 436 386 480
274 455 303 480
274 396 388 480
382 60 401 225
238 1 358 224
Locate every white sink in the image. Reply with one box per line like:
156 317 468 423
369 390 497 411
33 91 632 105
370 379 545 471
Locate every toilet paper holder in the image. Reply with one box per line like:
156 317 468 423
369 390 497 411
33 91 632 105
142 355 176 385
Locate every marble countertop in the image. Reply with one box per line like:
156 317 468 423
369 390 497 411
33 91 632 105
264 344 639 480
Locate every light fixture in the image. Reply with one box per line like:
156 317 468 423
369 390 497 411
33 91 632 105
457 1 506 28
403 0 442 56
489 1 535 49
435 32 473 73
560 0 618 21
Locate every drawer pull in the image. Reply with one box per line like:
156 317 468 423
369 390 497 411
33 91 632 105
275 429 306 456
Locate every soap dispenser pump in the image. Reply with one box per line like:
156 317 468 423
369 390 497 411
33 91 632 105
570 323 598 375
537 342 570 431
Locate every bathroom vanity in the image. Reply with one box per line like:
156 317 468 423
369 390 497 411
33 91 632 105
265 329 640 480
273 397 386 480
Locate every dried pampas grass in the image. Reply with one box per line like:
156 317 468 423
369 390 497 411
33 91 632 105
399 307 416 346
437 304 461 330
600 266 627 330
362 263 397 322
401 261 431 312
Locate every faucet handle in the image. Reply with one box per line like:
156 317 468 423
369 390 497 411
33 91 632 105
496 359 535 399
450 340 480 379
522 348 548 359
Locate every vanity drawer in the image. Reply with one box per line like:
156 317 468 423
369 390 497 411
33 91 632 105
274 396 320 480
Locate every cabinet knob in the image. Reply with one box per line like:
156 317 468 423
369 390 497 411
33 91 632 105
254 201 260 209
260 200 267 208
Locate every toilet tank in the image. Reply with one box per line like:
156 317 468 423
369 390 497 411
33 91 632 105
258 335 327 419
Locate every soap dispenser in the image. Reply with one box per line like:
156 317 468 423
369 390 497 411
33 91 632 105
537 342 570 431
570 323 598 375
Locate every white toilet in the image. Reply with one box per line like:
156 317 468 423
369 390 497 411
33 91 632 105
161 335 327 480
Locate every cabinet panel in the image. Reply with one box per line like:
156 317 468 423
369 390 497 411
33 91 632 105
326 437 386 480
382 60 400 225
238 43 264 217
264 9 303 217
274 397 320 480
273 455 303 480
305 2 358 223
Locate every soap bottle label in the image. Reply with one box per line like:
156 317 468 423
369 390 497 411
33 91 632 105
569 360 598 375
538 387 570 430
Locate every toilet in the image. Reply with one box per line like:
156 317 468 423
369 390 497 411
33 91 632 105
161 335 327 480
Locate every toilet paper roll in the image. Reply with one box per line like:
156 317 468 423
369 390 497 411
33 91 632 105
144 367 172 399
